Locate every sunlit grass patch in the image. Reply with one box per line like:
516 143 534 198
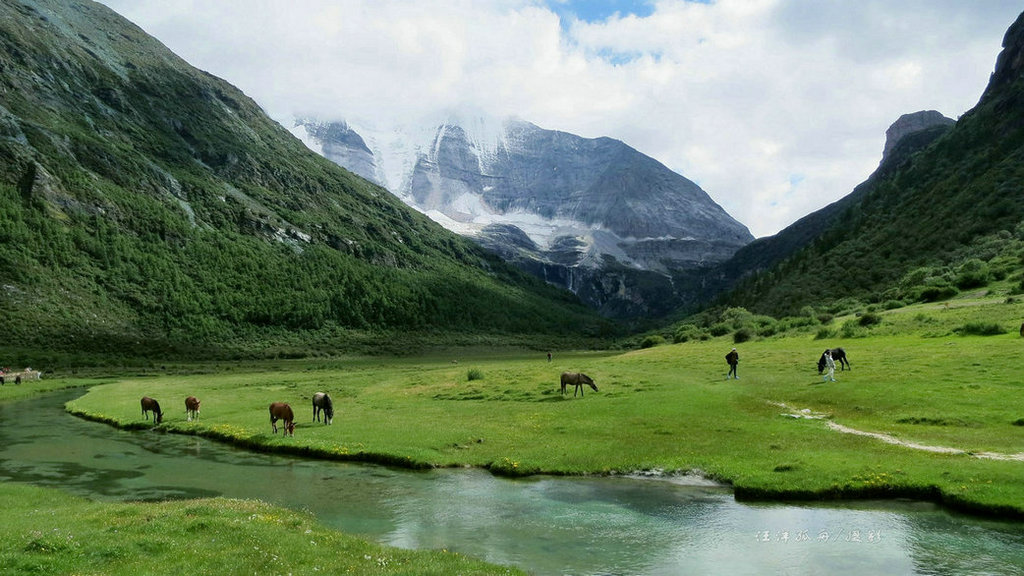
0 483 524 575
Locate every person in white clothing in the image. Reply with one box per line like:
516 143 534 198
822 349 836 382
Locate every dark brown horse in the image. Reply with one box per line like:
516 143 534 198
269 402 295 436
312 392 333 425
141 396 163 424
560 372 598 397
185 396 201 421
817 348 850 373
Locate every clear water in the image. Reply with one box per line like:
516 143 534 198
1 390 1022 575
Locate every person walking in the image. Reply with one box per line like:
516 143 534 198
822 349 836 382
726 347 739 379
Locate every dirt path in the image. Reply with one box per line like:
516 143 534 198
770 401 1024 462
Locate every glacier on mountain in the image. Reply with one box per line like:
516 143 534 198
293 113 752 318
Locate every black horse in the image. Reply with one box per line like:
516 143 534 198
817 348 850 373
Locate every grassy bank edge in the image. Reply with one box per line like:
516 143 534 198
66 400 1024 522
1 385 524 575
0 483 525 575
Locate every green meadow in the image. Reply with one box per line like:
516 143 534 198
64 295 1024 518
0 483 524 575
3 292 1022 574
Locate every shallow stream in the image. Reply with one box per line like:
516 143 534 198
1 390 1022 575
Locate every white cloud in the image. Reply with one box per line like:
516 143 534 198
99 0 1021 237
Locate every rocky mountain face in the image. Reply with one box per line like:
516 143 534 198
295 117 753 319
881 111 955 162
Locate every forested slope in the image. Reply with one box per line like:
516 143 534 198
0 0 609 360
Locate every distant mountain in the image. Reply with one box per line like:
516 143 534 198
695 110 957 305
294 116 753 319
709 11 1024 316
0 0 609 358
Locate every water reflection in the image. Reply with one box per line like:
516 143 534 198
1 390 1021 575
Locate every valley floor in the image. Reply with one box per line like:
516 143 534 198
61 297 1024 519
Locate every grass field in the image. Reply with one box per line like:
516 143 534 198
0 483 524 575
62 295 1024 519
3 293 1022 574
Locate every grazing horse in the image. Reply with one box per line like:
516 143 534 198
269 402 295 436
185 396 201 421
817 348 850 374
560 372 598 397
312 392 333 425
140 396 163 424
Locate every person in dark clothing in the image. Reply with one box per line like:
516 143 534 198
726 347 739 379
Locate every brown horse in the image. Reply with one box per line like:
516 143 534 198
269 402 295 436
312 392 333 425
141 396 163 424
560 372 598 397
185 396 201 421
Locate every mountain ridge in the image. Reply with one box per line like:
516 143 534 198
297 115 753 318
0 0 610 358
708 10 1024 316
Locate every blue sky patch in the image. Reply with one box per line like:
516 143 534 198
545 0 654 24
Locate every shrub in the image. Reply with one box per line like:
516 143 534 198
673 324 704 343
858 312 883 327
709 322 731 337
640 335 666 349
919 285 958 302
720 307 753 329
840 320 865 338
955 258 991 289
814 327 835 340
955 322 1005 336
779 315 817 330
899 266 933 288
750 315 778 336
733 327 754 343
467 368 484 381
989 255 1017 281
827 298 864 316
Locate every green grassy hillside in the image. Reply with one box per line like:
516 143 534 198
714 11 1024 317
0 0 610 361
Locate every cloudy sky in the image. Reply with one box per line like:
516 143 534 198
98 0 1021 238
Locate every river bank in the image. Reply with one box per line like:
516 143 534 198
6 389 1024 575
63 331 1024 521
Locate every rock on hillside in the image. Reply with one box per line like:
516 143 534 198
881 111 955 163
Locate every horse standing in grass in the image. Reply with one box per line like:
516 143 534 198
560 372 598 397
269 402 295 436
312 392 333 425
817 348 850 374
141 396 163 424
185 396 201 421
